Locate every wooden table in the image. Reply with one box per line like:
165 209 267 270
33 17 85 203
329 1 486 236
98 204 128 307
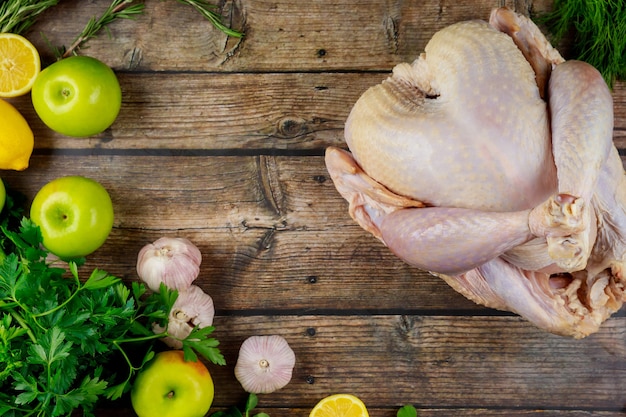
5 1 626 416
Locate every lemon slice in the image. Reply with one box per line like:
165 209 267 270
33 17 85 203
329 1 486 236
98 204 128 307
309 394 370 417
0 33 41 98
0 99 34 170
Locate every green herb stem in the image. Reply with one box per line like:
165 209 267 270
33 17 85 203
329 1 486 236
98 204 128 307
8 309 36 344
6 294 47 332
176 0 244 38
111 340 143 372
60 0 145 58
114 332 166 346
0 299 18 310
32 280 82 320
109 332 175 398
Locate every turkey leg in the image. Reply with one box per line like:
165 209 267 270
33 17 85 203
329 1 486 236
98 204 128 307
530 61 614 272
326 147 538 275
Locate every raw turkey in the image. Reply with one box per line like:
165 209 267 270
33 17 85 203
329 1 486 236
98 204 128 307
325 7 624 338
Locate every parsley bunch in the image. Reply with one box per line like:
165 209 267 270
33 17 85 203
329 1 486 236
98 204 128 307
0 194 224 417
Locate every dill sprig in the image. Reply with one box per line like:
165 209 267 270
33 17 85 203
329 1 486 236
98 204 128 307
176 0 244 38
536 0 626 89
59 0 145 58
0 0 59 34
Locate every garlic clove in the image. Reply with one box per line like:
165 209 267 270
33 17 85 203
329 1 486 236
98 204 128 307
136 237 202 292
176 284 215 328
152 321 185 349
152 285 215 348
234 335 296 394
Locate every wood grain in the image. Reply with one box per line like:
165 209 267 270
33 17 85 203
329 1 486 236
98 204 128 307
94 315 626 415
25 0 553 72
96 409 626 417
7 73 625 152
1 155 481 312
3 0 626 416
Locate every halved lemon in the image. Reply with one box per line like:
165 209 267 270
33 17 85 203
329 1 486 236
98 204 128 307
309 394 370 417
0 33 41 98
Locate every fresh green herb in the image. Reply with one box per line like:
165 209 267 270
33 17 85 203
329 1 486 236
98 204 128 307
0 192 224 417
397 404 418 417
175 0 244 38
1 0 242 59
210 393 270 417
535 0 626 88
57 0 146 58
0 0 59 34
55 0 243 58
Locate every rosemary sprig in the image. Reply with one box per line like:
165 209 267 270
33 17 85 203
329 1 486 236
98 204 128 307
2 0 242 59
59 0 146 58
0 0 59 35
176 0 244 38
58 0 242 58
536 0 626 89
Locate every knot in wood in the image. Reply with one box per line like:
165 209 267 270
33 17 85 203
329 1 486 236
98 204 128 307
276 116 308 139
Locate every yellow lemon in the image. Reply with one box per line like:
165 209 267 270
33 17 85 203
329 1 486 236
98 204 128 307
309 394 370 417
0 178 6 212
0 33 41 98
0 99 34 170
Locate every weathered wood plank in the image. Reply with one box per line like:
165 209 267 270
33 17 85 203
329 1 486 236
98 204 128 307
6 154 626 314
110 315 625 412
4 2 626 416
7 74 626 152
88 314 626 416
94 407 626 417
8 72 377 151
1 154 481 312
107 227 482 312
3 154 350 230
25 0 552 72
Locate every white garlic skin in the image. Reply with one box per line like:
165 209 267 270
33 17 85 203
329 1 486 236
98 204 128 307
136 237 201 292
153 284 215 348
234 335 296 394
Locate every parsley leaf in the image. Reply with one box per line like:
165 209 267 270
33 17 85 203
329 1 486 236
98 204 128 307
182 325 226 365
397 404 418 417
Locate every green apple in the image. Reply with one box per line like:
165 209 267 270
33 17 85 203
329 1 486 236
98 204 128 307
30 175 114 259
31 55 121 137
131 350 215 417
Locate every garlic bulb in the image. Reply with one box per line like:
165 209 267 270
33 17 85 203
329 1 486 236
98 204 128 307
136 237 201 292
152 284 215 348
234 335 296 394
